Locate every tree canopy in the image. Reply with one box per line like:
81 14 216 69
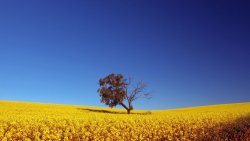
98 73 150 114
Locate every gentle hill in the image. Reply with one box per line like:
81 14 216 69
157 102 250 113
1 100 249 114
0 100 146 115
0 100 249 140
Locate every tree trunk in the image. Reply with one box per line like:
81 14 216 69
128 102 132 114
120 102 130 114
120 102 132 114
127 109 131 114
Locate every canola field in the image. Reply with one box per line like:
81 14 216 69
0 101 250 141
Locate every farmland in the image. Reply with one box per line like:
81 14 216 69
0 101 249 141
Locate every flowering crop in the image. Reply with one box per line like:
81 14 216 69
0 101 249 140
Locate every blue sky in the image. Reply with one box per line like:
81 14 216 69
0 0 249 110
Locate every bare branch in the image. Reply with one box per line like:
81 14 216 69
127 81 151 103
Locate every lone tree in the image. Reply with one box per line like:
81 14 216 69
98 73 150 114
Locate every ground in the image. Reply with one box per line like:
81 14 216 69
0 100 249 140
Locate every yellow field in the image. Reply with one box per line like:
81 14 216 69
0 101 250 141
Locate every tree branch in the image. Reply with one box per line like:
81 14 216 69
120 102 129 110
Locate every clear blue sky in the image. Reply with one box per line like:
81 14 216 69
0 0 249 110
